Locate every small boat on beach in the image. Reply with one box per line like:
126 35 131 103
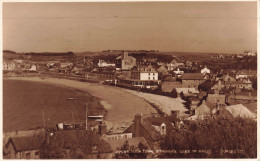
67 98 75 100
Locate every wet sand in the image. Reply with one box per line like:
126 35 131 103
6 77 157 129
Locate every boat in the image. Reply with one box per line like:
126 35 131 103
67 98 75 100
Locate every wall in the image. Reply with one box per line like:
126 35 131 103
140 72 158 81
105 133 132 141
182 79 205 89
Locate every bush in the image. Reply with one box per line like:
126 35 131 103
159 116 257 158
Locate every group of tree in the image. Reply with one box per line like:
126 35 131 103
159 115 257 158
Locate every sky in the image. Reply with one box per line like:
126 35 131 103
2 1 257 53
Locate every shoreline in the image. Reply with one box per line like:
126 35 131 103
4 76 157 130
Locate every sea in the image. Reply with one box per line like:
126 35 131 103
3 79 89 132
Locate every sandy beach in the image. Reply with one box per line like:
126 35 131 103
6 76 157 129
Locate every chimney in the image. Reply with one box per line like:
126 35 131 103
123 51 128 60
134 113 143 137
98 122 107 136
171 111 180 129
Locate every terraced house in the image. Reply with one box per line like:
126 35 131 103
180 73 206 90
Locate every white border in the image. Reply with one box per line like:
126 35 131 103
0 1 259 161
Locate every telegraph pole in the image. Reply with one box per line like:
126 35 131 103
42 110 46 128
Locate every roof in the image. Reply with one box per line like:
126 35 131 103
229 95 256 101
6 135 44 152
198 91 207 99
181 73 205 80
141 119 161 141
49 130 112 154
161 81 182 93
242 102 257 114
226 104 256 119
199 101 215 110
107 137 150 152
199 80 217 89
175 88 199 94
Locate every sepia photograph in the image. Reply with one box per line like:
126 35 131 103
2 0 258 159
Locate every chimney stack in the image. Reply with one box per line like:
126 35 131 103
171 110 180 129
134 113 143 137
98 122 107 136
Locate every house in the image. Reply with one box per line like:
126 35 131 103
4 135 45 159
225 78 253 90
220 74 236 82
123 113 162 150
161 81 182 95
166 59 184 71
107 137 150 155
180 73 206 90
173 88 199 98
3 60 16 71
98 60 116 68
173 68 184 77
116 65 160 89
207 93 226 107
194 100 216 116
227 92 256 105
123 113 181 150
90 71 115 81
156 65 169 79
198 80 218 93
47 129 113 159
116 52 136 70
131 65 159 81
201 67 210 75
60 62 73 68
29 64 37 71
244 50 256 56
185 61 192 67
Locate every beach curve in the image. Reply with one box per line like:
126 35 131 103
6 76 157 129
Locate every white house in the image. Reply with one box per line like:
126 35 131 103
173 68 184 76
98 60 115 68
201 67 210 75
3 60 16 71
131 65 158 81
29 64 37 71
152 123 166 135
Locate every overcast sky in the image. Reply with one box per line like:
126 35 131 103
3 2 257 53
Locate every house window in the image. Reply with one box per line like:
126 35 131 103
148 77 150 80
25 152 30 158
35 152 40 157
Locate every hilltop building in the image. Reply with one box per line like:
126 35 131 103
116 52 136 70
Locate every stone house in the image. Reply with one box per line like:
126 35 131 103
4 135 44 159
180 73 206 90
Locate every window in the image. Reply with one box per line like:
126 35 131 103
25 152 30 158
148 77 150 80
35 152 40 157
